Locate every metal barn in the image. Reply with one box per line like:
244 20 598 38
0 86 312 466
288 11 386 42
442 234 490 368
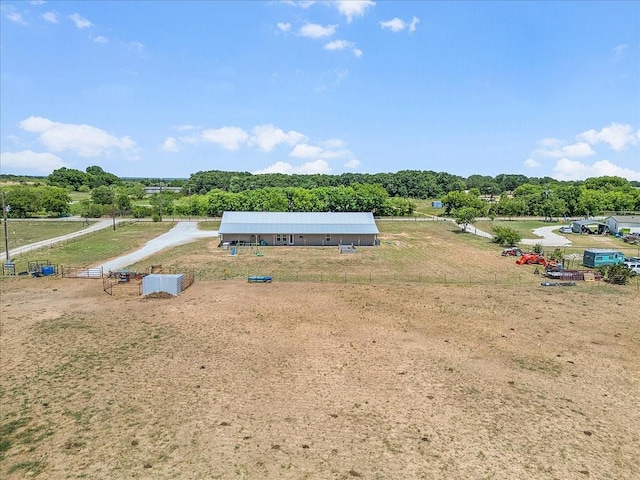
218 211 380 247
605 215 640 235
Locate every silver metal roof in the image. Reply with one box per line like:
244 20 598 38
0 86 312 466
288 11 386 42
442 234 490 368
219 211 379 235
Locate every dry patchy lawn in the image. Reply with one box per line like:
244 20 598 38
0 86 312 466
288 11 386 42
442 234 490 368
1 274 639 479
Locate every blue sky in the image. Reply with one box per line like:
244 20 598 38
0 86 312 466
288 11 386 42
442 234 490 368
1 0 639 181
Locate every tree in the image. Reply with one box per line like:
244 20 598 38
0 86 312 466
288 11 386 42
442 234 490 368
48 167 89 191
115 193 131 213
496 197 527 219
455 207 479 232
441 191 486 215
86 166 120 188
91 185 114 205
4 186 41 218
41 187 71 217
599 264 633 285
491 225 522 246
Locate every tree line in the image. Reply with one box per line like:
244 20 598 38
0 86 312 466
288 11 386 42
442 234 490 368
442 175 640 220
0 166 638 219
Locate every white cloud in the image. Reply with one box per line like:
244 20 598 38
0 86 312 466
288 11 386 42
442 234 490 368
613 43 628 59
128 40 145 52
553 158 640 181
42 11 58 23
299 23 337 38
577 123 639 151
250 124 306 152
200 126 249 151
3 6 27 25
30 1 46 5
324 40 362 57
282 0 316 7
69 13 92 29
0 150 67 174
289 142 351 159
535 142 595 158
175 124 198 131
289 144 324 158
409 16 420 33
277 22 291 32
321 138 346 149
253 159 331 175
524 158 541 168
539 137 562 148
160 137 179 152
335 0 375 23
344 159 361 169
92 35 108 44
380 18 406 32
18 116 137 158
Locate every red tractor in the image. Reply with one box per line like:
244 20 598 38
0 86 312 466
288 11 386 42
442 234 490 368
516 253 557 268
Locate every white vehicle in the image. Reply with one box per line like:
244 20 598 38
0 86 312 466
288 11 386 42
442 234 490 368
559 226 573 234
624 261 640 275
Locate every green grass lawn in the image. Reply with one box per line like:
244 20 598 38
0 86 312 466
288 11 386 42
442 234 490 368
68 191 91 203
121 219 526 284
9 221 174 267
195 221 220 230
2 220 96 249
473 219 561 239
408 198 446 217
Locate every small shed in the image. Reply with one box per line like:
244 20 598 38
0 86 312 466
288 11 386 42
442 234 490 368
582 249 626 268
431 201 443 208
605 215 640 235
142 274 184 296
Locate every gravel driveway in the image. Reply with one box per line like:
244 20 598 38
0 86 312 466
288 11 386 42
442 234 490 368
95 222 218 272
520 225 572 247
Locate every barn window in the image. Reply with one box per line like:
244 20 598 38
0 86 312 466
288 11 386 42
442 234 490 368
326 235 331 242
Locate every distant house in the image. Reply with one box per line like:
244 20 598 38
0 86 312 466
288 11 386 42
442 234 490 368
218 211 379 246
605 215 640 235
144 186 182 195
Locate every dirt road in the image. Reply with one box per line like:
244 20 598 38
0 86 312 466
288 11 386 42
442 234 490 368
95 222 218 272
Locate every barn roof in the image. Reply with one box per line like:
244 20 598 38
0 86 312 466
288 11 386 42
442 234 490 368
606 215 640 223
219 211 379 235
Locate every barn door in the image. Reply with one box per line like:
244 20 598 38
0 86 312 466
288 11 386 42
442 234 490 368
288 234 294 245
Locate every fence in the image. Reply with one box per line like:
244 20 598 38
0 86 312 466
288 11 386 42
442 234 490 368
60 266 103 279
102 267 195 296
151 264 640 288
4 219 141 261
102 275 142 296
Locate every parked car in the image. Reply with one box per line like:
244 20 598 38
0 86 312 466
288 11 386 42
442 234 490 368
623 261 640 275
559 226 573 233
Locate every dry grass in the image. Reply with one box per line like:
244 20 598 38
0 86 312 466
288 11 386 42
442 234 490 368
1 220 639 479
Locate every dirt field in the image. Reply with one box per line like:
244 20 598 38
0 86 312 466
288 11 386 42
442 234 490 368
1 275 639 479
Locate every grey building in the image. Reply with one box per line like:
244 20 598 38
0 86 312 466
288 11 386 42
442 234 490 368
571 219 607 234
604 215 640 235
218 211 380 246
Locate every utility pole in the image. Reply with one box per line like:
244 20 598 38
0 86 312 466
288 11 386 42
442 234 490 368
111 186 116 231
158 180 163 222
2 191 10 263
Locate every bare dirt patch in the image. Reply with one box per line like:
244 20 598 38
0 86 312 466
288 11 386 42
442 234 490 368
1 276 639 479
